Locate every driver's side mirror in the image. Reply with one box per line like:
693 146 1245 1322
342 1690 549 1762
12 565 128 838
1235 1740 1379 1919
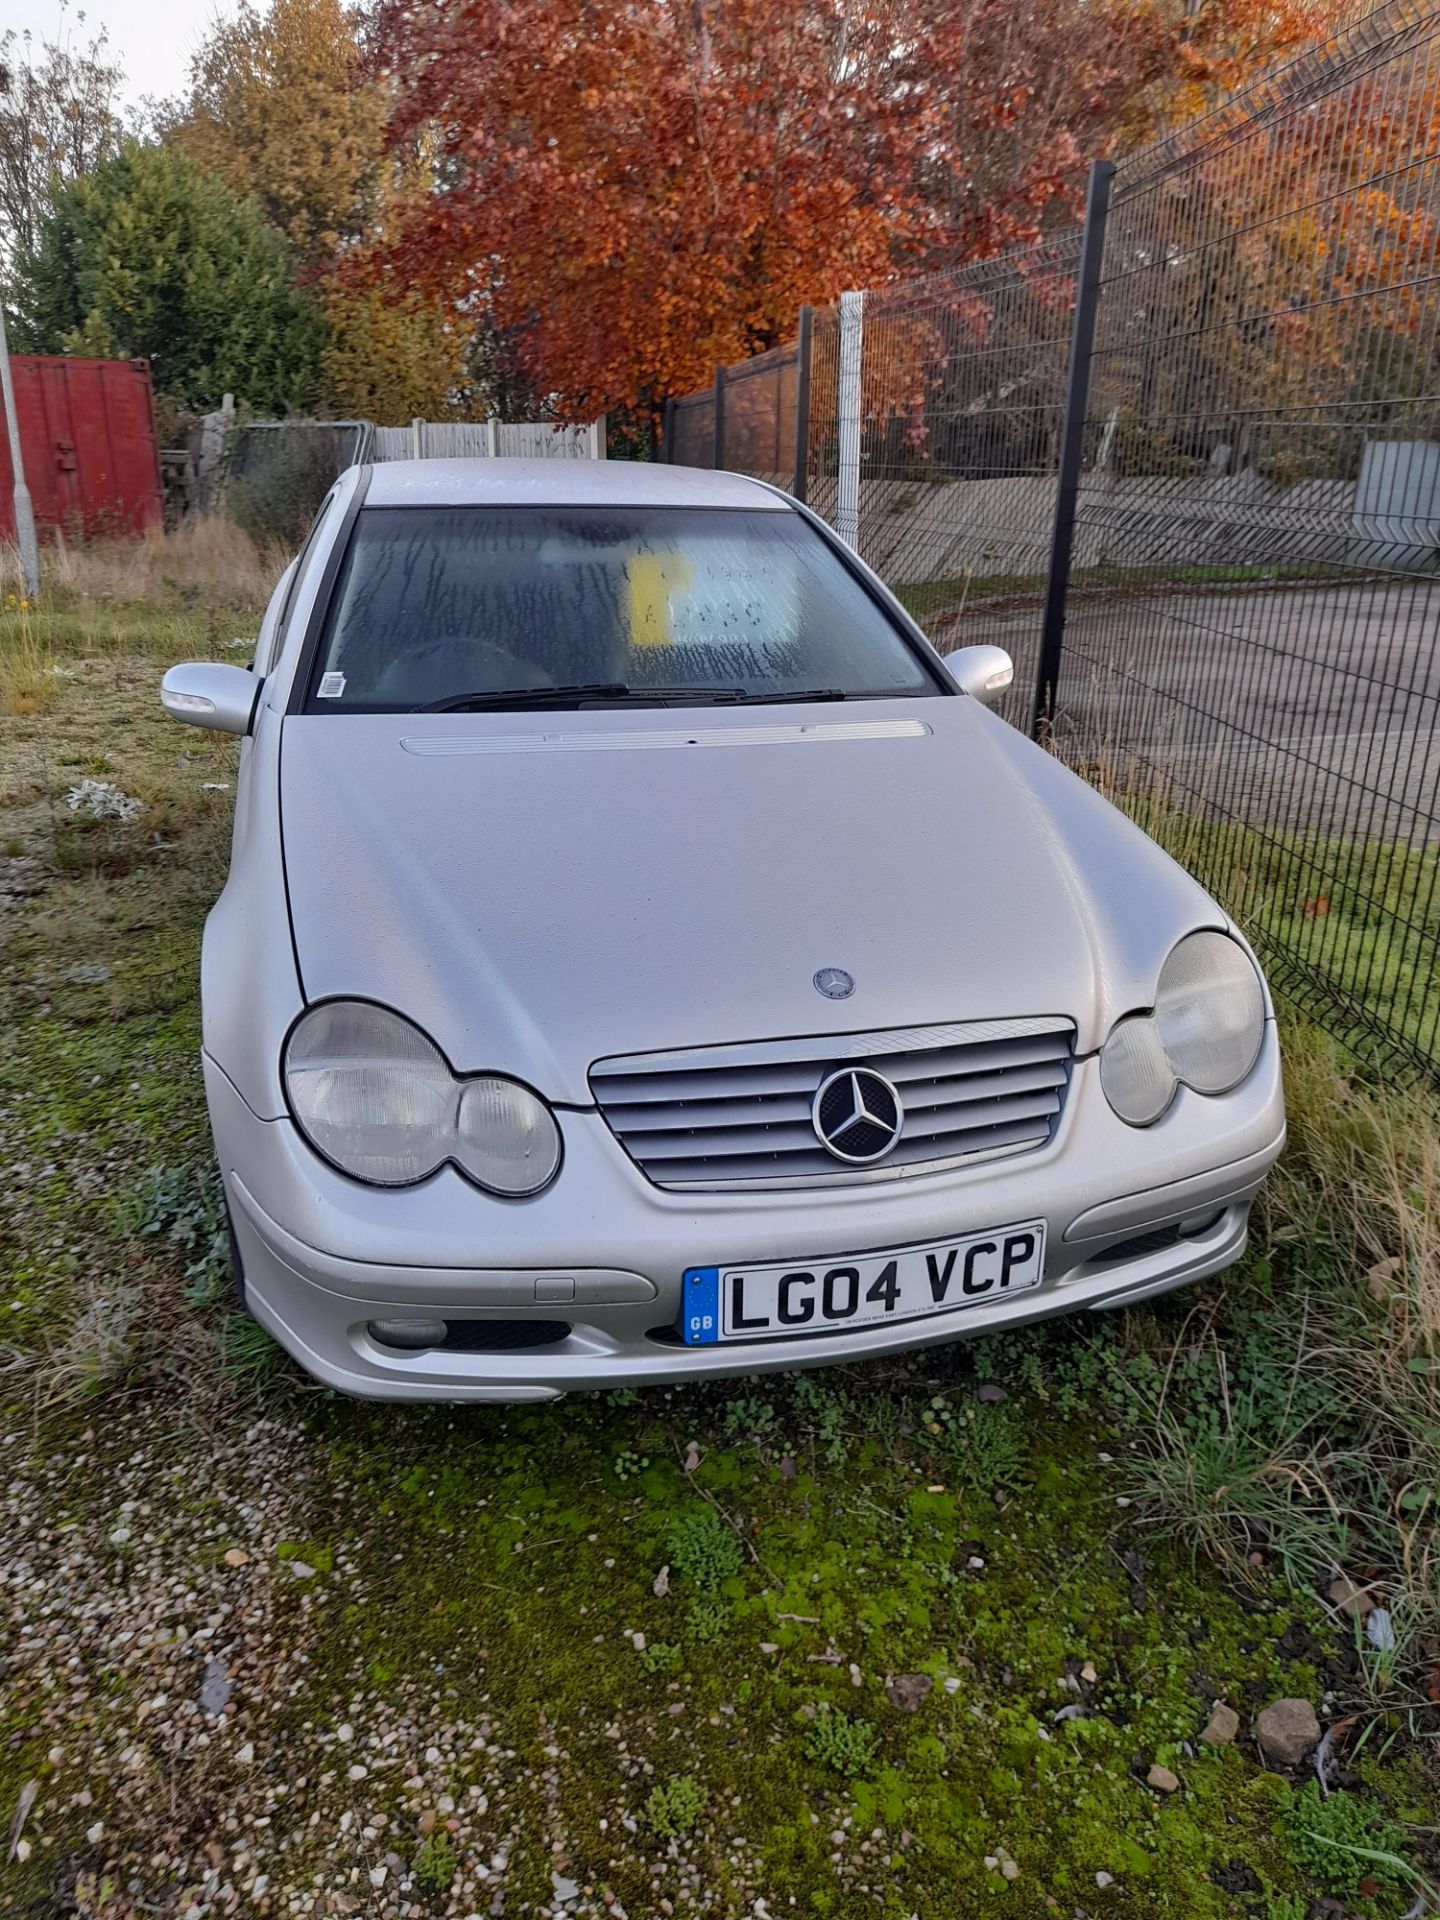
160 662 261 735
943 645 1014 707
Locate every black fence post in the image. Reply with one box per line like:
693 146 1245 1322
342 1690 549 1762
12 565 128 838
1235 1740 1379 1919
712 366 727 470
1030 157 1115 741
661 397 676 463
792 306 814 503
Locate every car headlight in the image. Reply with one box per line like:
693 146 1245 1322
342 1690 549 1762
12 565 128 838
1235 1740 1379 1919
1100 932 1265 1126
1099 1014 1177 1126
284 1001 561 1193
456 1076 563 1196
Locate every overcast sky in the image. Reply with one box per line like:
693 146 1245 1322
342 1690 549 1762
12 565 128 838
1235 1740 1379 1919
2 0 242 114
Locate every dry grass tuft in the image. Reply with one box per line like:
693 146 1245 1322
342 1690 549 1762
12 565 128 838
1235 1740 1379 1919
1254 1026 1440 1654
1266 1027 1440 1381
3 516 285 614
0 596 59 715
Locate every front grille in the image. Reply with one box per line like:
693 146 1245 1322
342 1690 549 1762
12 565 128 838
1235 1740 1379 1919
591 1017 1074 1190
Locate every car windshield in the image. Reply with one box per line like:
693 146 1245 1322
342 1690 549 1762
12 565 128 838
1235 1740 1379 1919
303 505 939 710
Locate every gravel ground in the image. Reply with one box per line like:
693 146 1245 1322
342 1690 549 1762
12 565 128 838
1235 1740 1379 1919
0 1403 838 1920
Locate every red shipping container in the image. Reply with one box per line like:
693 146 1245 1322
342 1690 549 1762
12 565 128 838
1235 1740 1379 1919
0 355 164 542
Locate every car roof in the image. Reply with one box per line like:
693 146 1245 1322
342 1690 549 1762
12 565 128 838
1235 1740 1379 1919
362 459 791 511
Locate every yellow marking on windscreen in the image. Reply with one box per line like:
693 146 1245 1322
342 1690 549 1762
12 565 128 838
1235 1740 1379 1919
625 551 692 647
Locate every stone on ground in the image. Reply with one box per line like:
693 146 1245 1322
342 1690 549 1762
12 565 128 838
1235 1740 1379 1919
1255 1698 1321 1767
1200 1701 1240 1746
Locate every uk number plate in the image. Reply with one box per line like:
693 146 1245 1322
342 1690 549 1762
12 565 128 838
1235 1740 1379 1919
680 1223 1046 1345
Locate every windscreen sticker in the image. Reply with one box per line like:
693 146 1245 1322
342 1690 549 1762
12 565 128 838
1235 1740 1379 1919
625 550 692 647
317 671 346 700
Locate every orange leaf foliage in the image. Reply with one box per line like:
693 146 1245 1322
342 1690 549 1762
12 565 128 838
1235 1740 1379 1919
361 0 1332 417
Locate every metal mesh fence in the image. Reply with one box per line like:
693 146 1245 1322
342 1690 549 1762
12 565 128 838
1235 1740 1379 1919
667 0 1440 1083
221 421 370 544
1057 3 1440 1081
821 239 1083 729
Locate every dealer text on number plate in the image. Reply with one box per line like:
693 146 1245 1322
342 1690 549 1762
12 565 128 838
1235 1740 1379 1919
680 1222 1046 1345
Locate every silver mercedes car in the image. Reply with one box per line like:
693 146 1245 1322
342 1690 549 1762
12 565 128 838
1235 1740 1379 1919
162 460 1285 1402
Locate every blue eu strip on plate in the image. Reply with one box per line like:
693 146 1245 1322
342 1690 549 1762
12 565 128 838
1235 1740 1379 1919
681 1267 721 1344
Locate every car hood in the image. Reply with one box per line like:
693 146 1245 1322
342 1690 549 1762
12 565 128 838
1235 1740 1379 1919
280 698 1221 1104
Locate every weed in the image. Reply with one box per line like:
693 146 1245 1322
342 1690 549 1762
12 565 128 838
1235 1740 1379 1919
1281 1783 1412 1897
685 1596 731 1643
975 1321 1121 1420
0 601 57 716
1264 1896 1309 1920
124 1164 231 1304
926 1395 1029 1494
17 516 283 612
640 1640 682 1675
64 777 142 823
1119 1373 1354 1584
790 1371 853 1464
612 1445 651 1482
25 1276 140 1404
667 1509 744 1592
413 1830 457 1891
221 1312 279 1382
803 1708 878 1778
722 1394 779 1447
1347 1587 1436 1712
645 1774 705 1840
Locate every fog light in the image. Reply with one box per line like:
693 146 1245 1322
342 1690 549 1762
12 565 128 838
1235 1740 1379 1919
1179 1208 1226 1238
368 1316 445 1350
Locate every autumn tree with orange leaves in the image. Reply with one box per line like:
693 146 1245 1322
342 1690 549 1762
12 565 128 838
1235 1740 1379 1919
363 0 1329 421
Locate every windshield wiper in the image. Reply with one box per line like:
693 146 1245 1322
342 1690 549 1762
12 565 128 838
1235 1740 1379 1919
714 688 848 705
419 682 632 712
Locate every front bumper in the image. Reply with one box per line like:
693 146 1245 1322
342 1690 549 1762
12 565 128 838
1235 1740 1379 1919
207 1026 1285 1401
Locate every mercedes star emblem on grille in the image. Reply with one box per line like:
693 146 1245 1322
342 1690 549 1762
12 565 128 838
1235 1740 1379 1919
812 1067 905 1164
813 967 855 1000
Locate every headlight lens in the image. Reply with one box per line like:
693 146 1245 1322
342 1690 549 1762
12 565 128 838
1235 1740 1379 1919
1100 932 1265 1126
284 1001 560 1193
285 1001 456 1184
1100 1013 1177 1126
1154 930 1266 1093
457 1077 563 1196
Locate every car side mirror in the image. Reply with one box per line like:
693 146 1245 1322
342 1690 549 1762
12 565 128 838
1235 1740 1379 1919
160 662 261 735
943 645 1015 707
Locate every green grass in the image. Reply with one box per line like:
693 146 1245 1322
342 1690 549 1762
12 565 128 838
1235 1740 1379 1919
2 562 1439 1915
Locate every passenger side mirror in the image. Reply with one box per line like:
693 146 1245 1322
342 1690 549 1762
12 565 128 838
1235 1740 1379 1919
943 645 1014 707
160 662 261 735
